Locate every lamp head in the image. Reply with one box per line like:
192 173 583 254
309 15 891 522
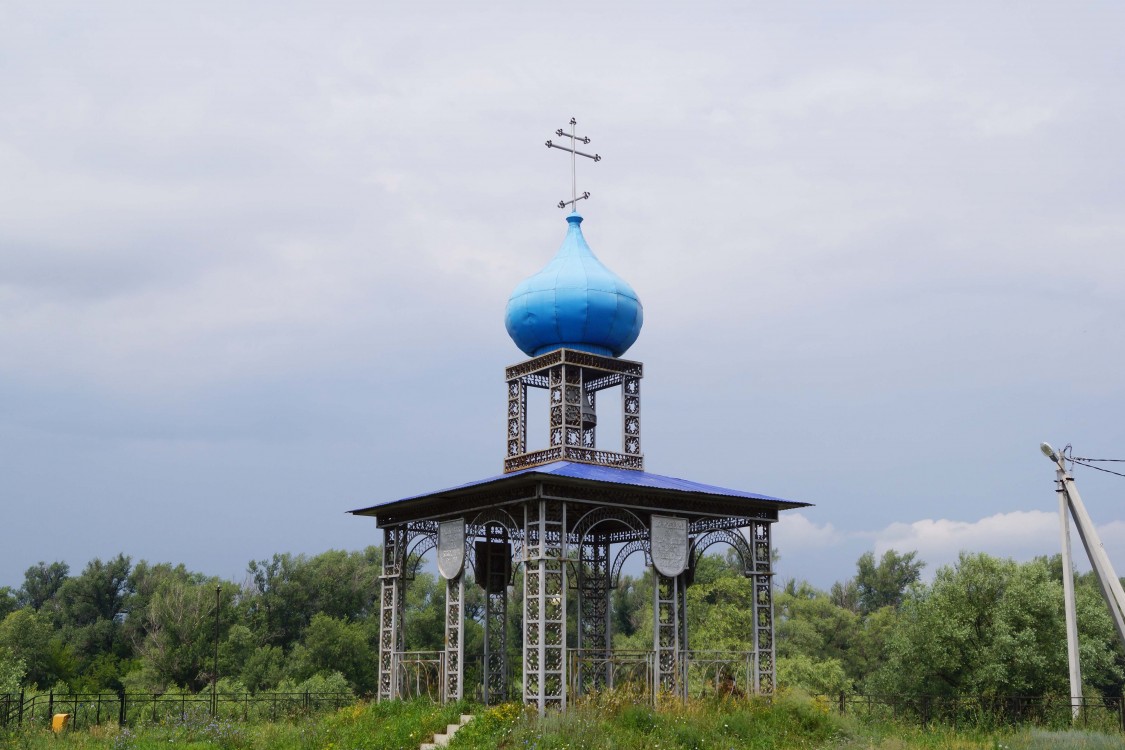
1040 442 1059 462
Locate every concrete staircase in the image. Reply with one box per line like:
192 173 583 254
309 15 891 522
420 714 474 749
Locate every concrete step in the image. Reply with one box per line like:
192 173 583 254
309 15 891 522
420 714 473 750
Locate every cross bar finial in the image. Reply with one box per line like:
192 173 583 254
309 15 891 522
545 117 600 210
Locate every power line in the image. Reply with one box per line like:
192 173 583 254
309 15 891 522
1070 459 1125 480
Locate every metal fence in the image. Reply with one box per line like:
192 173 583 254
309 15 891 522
0 690 353 731
567 649 757 702
817 693 1125 734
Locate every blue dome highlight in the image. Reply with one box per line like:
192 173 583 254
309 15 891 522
505 213 643 358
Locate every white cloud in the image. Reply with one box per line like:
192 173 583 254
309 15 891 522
777 510 1125 585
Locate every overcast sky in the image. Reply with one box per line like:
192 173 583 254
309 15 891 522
2 2 1125 590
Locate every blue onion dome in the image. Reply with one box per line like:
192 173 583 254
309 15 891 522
505 213 643 358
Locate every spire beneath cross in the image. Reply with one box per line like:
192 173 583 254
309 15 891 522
545 117 601 210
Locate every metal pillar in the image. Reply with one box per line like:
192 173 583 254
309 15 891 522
506 379 527 460
378 527 406 702
653 572 685 697
577 538 612 694
444 573 464 702
524 499 567 713
750 521 775 694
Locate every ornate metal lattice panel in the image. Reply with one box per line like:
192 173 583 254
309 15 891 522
378 527 407 702
690 529 754 575
576 539 611 694
506 379 528 459
750 521 775 694
610 539 651 587
444 573 464 702
653 572 687 698
622 375 641 458
523 499 567 713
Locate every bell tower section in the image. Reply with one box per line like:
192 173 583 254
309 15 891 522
504 348 642 473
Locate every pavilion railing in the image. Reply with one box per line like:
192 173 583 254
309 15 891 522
392 651 445 702
567 649 757 702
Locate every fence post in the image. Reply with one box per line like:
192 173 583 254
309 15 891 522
119 692 126 727
838 692 846 714
47 691 53 726
18 690 24 725
1118 696 1124 734
304 691 310 714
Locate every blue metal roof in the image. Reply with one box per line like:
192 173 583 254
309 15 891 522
505 213 643 358
351 461 805 514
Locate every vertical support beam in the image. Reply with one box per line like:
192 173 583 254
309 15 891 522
622 375 641 458
549 366 563 450
577 537 611 694
507 379 527 460
378 527 406 702
562 364 583 451
677 572 689 702
751 521 775 695
444 573 464 703
523 498 567 714
653 572 682 697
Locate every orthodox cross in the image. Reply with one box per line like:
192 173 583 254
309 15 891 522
545 117 601 210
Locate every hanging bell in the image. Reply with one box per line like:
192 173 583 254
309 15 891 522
580 394 597 431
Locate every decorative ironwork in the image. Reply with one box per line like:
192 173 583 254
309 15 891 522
653 572 687 698
444 575 463 701
368 343 790 712
690 529 754 575
751 521 775 694
576 539 611 694
524 499 567 712
506 349 642 382
378 528 407 702
611 539 651 586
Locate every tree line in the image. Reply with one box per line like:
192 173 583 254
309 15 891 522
0 547 1122 699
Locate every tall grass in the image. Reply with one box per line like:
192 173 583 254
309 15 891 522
0 698 469 750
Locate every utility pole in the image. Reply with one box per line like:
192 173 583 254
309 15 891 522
212 584 221 716
1041 442 1125 719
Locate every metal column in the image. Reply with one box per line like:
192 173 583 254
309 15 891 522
444 573 464 703
378 527 406 702
523 499 567 713
653 572 685 697
750 521 775 694
577 537 611 694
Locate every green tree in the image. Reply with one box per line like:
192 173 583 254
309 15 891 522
871 553 1067 697
0 646 25 693
243 548 381 651
0 588 17 622
18 561 69 611
293 613 376 694
0 609 65 688
854 550 923 614
132 580 236 692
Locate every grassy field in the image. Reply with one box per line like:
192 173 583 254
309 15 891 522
1 695 1122 750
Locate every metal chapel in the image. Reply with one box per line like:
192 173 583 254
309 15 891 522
349 120 808 713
